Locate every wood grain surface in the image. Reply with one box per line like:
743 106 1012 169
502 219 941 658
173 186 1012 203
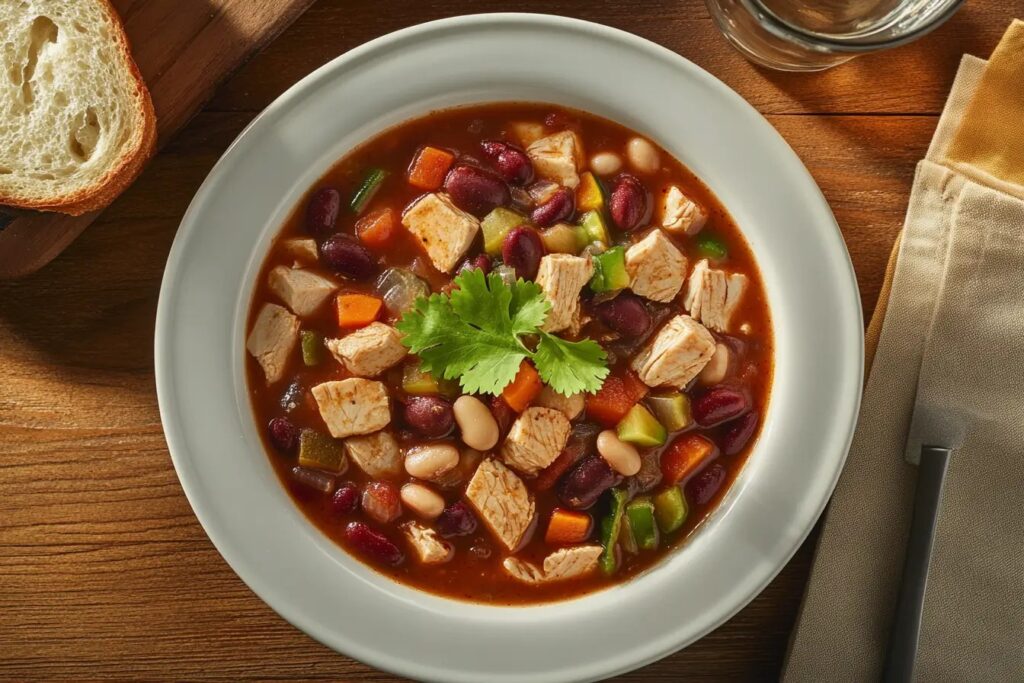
0 1 1015 680
0 0 316 280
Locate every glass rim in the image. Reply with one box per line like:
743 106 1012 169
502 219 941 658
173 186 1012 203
740 0 966 52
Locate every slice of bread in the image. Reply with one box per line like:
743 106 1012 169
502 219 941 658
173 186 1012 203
0 0 156 216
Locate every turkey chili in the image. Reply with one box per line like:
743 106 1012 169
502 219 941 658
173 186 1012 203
245 104 773 604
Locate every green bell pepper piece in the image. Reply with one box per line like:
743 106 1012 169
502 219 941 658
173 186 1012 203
616 404 667 447
599 488 629 575
625 497 659 551
697 234 728 261
300 330 321 367
579 210 611 246
653 486 688 534
298 429 347 473
589 246 629 293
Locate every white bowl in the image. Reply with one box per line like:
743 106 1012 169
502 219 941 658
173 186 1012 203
155 13 862 682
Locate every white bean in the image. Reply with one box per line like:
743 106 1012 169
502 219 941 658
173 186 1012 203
404 444 460 481
453 395 499 451
699 343 731 385
400 483 445 520
590 151 623 176
596 430 641 476
626 137 660 174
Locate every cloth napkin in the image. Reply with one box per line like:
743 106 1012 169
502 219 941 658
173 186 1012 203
783 20 1024 682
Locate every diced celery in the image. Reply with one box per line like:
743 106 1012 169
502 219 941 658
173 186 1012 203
616 404 667 447
589 246 629 293
481 207 527 255
625 497 659 550
350 168 388 214
540 224 580 254
578 210 610 246
300 330 321 367
697 235 728 261
599 488 629 575
576 172 605 212
298 429 347 473
653 486 688 534
646 392 692 432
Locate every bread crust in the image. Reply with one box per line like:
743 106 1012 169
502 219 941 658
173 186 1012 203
0 0 157 216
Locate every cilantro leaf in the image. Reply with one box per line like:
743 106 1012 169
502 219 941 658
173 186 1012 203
397 269 608 396
534 333 610 396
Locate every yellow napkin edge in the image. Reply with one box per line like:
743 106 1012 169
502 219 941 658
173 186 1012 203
870 20 1024 366
943 19 1024 200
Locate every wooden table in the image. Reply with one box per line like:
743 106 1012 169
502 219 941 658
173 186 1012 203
0 1 1013 680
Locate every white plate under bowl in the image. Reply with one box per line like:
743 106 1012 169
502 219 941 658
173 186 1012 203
155 13 862 683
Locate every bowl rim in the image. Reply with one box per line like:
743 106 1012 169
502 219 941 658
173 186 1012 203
155 12 863 682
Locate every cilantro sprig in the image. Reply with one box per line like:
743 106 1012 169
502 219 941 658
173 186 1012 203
396 269 609 396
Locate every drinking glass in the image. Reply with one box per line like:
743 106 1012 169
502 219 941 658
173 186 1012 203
705 0 965 71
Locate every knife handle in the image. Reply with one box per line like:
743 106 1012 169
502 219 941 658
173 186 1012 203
883 446 952 683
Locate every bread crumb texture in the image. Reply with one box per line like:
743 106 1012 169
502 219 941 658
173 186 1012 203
0 0 155 214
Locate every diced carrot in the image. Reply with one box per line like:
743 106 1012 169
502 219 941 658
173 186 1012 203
585 370 649 427
545 508 593 545
502 360 542 412
407 146 455 191
336 294 383 330
575 172 604 212
355 208 396 249
661 434 717 485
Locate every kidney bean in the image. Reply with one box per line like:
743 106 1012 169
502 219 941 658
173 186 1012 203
361 481 402 524
594 292 652 338
530 186 574 227
435 500 479 538
443 164 510 216
330 482 361 515
267 416 298 452
502 226 545 280
609 174 648 231
692 386 750 427
320 234 376 280
489 396 515 437
403 396 454 437
305 187 340 235
458 254 492 276
344 521 404 566
480 140 534 185
557 455 621 510
721 411 759 456
685 462 727 505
